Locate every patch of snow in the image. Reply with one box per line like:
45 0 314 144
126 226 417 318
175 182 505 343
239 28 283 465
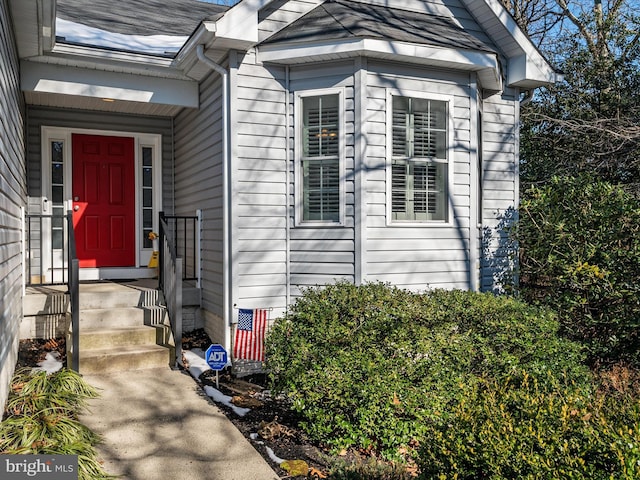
56 18 188 55
34 352 63 374
182 349 211 380
203 385 251 417
265 446 286 465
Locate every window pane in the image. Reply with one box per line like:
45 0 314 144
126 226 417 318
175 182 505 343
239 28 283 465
142 147 153 167
143 167 152 187
143 189 152 207
52 163 64 184
52 185 63 204
303 158 339 221
52 141 64 163
303 95 339 158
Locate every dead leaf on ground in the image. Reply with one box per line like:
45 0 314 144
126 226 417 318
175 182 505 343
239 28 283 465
231 395 263 409
258 416 295 440
308 466 328 478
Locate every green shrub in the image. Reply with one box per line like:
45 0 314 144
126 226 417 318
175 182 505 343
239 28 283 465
1 368 113 480
265 282 588 459
517 174 640 366
417 373 640 479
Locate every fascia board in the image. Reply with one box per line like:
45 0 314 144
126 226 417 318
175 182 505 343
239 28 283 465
258 39 503 90
460 0 558 87
213 0 273 47
21 60 199 108
508 54 562 88
51 43 175 69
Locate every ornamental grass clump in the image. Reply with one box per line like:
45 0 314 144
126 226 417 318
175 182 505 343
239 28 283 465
265 282 590 460
1 368 113 480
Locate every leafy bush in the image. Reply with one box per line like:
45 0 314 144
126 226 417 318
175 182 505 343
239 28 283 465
1 368 113 480
517 174 640 366
417 372 640 479
265 282 588 459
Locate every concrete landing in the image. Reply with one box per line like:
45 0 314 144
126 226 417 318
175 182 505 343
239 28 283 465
80 368 279 480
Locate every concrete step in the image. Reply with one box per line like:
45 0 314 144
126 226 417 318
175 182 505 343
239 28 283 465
79 326 159 350
24 281 162 316
79 307 147 329
77 344 171 374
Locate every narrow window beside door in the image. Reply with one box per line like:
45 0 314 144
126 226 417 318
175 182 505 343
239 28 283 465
51 141 65 249
142 146 154 249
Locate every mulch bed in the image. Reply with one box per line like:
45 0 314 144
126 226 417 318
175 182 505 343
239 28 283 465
16 330 334 478
181 329 332 478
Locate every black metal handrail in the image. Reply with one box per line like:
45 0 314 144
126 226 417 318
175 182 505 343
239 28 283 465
67 212 80 372
25 212 80 371
158 212 199 282
159 214 183 366
25 213 70 286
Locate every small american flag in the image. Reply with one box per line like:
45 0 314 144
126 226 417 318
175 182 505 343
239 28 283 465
233 308 268 361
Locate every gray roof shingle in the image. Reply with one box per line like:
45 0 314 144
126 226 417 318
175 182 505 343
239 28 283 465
261 0 494 53
56 0 228 37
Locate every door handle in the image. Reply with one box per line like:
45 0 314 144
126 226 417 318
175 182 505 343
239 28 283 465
74 205 80 211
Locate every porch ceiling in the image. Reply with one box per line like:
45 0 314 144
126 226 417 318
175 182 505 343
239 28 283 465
21 60 199 117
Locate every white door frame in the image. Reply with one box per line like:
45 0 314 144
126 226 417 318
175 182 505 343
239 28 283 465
40 126 163 280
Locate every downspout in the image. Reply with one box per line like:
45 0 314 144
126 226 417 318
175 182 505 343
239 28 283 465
469 77 480 292
196 44 232 352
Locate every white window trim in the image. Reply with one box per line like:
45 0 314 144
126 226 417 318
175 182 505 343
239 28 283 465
385 89 455 227
41 126 163 273
294 88 346 227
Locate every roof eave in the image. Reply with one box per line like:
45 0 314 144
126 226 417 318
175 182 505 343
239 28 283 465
9 0 56 58
460 0 559 88
258 38 503 91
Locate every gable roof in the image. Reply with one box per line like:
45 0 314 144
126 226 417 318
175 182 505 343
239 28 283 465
257 0 503 91
9 0 559 117
262 0 494 55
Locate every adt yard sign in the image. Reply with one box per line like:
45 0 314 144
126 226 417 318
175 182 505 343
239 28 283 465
205 344 227 371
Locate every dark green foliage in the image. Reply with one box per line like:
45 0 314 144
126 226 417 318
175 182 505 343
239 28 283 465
417 373 640 480
265 282 588 459
327 456 415 480
1 368 114 480
517 174 640 366
520 15 640 190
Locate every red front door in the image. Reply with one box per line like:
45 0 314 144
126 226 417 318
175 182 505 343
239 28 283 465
72 134 136 268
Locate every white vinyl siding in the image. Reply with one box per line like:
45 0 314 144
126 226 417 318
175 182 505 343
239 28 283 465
231 50 289 311
365 62 473 291
480 89 519 292
288 62 356 295
174 66 226 325
0 0 26 410
258 0 324 41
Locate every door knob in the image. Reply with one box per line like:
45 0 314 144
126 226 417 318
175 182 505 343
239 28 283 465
74 205 80 211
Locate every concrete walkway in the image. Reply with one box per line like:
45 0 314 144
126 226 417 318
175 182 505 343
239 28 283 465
80 368 279 480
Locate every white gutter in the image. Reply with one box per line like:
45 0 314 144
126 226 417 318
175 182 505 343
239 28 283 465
196 44 232 352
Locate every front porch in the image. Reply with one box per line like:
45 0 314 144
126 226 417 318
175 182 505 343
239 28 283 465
22 209 202 374
22 279 201 373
